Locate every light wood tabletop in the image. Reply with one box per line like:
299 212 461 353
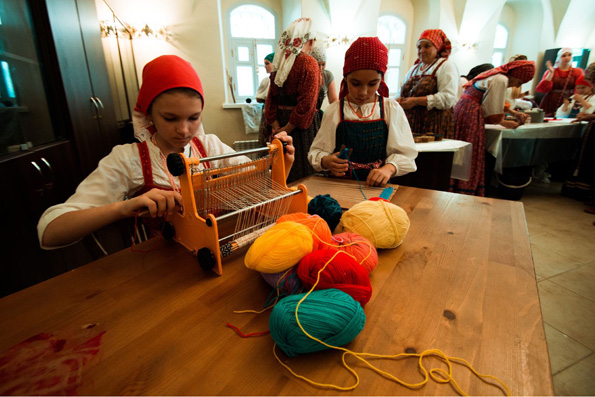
0 182 553 395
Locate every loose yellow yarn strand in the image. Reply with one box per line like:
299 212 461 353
276 252 511 396
233 268 296 314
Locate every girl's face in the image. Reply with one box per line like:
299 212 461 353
264 59 274 74
559 52 572 66
345 69 382 106
318 61 326 73
149 91 203 154
575 85 590 95
417 40 438 65
507 76 523 88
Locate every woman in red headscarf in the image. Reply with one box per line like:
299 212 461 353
397 29 459 139
38 55 295 248
308 37 418 187
536 48 583 117
450 60 536 196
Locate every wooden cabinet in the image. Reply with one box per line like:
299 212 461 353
0 0 122 297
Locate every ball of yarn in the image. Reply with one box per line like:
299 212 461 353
339 200 410 249
261 266 303 294
332 232 378 274
269 288 366 357
297 249 372 306
245 221 313 273
276 212 332 250
307 194 343 232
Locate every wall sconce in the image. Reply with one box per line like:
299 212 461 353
324 34 353 48
100 20 169 41
457 40 478 52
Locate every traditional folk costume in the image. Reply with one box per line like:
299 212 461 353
536 47 583 117
310 46 336 109
450 60 536 197
265 18 320 183
562 62 595 201
399 29 458 139
38 55 248 248
555 75 595 118
308 37 417 181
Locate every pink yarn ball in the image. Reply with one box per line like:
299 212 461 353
332 232 378 274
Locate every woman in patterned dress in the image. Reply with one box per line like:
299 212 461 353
397 29 459 139
450 60 536 196
536 48 583 117
264 18 321 183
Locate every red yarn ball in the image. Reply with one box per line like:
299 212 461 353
297 249 372 306
332 232 378 274
276 213 332 251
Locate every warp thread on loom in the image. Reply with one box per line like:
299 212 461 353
307 194 343 232
297 249 372 306
340 200 410 249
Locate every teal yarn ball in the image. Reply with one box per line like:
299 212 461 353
308 194 343 232
269 289 366 357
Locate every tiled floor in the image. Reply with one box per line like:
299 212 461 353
519 181 595 396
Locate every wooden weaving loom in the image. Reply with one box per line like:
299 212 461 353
166 139 308 275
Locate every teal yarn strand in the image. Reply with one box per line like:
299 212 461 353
269 289 366 357
308 194 343 233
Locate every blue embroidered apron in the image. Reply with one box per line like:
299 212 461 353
334 97 389 180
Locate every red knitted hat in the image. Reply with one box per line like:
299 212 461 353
340 37 389 99
135 55 204 115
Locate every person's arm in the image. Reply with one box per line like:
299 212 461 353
536 63 555 93
42 189 182 247
556 98 572 118
481 74 508 126
327 79 339 104
426 60 459 109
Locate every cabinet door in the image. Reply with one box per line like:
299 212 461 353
0 141 80 296
45 0 119 176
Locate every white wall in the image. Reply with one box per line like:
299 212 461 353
97 0 595 147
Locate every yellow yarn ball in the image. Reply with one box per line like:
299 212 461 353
244 221 313 273
339 200 410 249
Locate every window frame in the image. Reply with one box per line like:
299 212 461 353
225 4 278 103
377 13 408 97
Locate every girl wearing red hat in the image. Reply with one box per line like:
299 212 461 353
308 37 418 187
556 75 594 118
38 55 295 248
397 29 459 139
451 60 536 196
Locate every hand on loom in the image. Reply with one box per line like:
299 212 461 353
367 164 395 187
124 189 183 218
273 131 295 179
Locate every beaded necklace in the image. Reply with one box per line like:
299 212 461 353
347 95 377 119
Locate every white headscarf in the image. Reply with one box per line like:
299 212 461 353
555 47 573 67
272 18 313 87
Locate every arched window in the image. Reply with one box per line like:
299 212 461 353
377 15 407 96
227 5 277 102
492 24 508 67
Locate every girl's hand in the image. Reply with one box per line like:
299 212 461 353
366 164 395 187
273 131 295 171
546 60 554 74
120 188 183 218
500 119 520 129
322 153 349 176
398 97 417 110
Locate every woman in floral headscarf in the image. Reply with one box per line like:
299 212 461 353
264 18 321 183
536 48 583 116
397 29 459 139
450 60 536 196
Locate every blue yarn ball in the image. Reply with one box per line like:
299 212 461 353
269 289 366 357
308 194 343 232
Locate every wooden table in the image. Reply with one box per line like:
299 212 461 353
0 182 553 395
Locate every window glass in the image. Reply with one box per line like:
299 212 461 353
230 5 275 39
493 24 508 49
377 15 406 44
238 46 250 62
236 66 254 96
388 48 401 67
256 44 273 65
492 52 503 68
385 67 400 94
377 15 406 96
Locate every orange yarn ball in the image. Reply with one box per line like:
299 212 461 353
276 213 332 250
332 232 378 274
